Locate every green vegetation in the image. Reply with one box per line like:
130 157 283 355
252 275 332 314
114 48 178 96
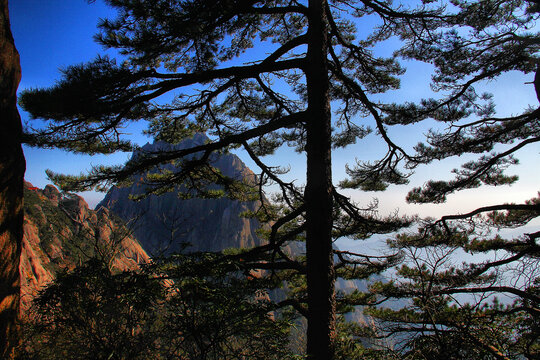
20 259 163 360
23 186 139 272
361 195 540 359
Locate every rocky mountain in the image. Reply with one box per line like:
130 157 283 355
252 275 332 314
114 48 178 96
97 133 264 255
21 182 149 311
96 135 387 326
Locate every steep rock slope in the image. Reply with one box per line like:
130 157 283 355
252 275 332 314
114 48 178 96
98 134 264 255
21 182 149 311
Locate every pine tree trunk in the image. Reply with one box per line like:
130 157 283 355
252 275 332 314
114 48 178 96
305 0 336 358
0 0 24 358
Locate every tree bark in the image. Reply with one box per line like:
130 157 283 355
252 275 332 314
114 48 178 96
305 0 335 358
0 0 24 358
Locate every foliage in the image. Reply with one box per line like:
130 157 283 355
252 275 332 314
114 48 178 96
23 186 138 272
153 252 295 359
23 187 74 250
361 195 540 359
19 256 295 360
19 0 539 358
19 259 164 360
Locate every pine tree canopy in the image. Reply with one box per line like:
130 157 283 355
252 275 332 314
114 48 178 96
20 0 539 358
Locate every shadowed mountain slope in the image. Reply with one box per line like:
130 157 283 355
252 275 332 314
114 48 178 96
96 135 387 326
97 134 264 255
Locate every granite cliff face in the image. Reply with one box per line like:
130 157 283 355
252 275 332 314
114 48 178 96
97 134 264 255
21 182 149 311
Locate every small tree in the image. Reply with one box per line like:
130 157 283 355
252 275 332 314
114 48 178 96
154 252 294 359
20 1 539 358
20 259 165 360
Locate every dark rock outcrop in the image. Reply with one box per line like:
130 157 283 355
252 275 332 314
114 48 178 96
98 134 264 255
96 135 390 331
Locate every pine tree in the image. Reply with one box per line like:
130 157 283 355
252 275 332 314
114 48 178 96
352 1 540 357
20 1 539 358
362 195 540 359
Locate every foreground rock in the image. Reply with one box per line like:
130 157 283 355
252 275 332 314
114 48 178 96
0 2 25 356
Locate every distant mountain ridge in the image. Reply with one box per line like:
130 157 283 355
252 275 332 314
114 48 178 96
97 134 264 255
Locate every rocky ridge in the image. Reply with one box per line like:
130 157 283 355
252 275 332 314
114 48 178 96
21 182 149 311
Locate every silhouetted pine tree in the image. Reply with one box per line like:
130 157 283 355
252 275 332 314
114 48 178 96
20 1 539 358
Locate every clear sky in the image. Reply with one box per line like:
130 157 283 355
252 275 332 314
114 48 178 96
8 0 540 232
10 0 138 207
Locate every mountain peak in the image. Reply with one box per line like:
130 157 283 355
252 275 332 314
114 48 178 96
140 133 209 153
98 135 263 255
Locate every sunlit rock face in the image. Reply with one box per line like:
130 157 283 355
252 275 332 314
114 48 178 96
20 182 149 311
97 134 265 255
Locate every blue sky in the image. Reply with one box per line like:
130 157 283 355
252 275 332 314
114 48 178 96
9 0 539 228
10 0 136 207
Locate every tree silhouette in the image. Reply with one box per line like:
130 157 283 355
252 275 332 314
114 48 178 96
363 195 540 359
20 256 294 360
20 1 539 358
